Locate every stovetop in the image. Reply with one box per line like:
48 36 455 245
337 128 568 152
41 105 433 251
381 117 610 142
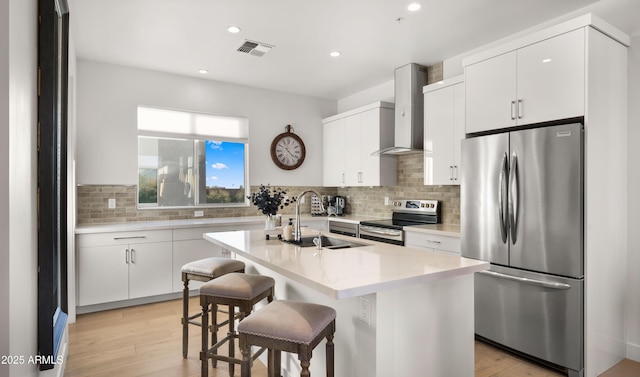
360 199 441 230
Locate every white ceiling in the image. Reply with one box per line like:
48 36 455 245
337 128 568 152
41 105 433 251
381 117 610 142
69 0 639 101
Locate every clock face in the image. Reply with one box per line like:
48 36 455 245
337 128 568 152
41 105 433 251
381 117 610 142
271 132 306 170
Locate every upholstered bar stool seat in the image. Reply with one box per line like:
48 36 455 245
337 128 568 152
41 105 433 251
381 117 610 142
200 272 275 377
238 300 336 377
181 257 245 358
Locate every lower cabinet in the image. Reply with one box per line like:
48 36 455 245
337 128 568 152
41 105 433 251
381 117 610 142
77 219 325 308
404 230 461 256
77 230 173 306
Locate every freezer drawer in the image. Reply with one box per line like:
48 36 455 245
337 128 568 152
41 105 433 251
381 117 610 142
475 265 583 372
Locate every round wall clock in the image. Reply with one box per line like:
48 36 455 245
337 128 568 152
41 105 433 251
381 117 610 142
270 124 306 170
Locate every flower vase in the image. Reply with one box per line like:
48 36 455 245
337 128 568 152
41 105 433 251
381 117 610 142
265 215 276 230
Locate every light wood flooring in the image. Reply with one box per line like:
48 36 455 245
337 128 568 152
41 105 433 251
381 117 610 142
66 297 640 377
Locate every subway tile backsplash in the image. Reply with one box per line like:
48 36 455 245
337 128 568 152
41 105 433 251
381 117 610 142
77 154 459 225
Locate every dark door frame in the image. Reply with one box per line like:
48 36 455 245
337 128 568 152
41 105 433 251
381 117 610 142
37 0 69 370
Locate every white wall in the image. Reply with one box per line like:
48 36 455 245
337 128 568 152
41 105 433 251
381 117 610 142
75 60 336 187
2 0 40 376
0 0 10 373
337 80 394 113
626 32 640 361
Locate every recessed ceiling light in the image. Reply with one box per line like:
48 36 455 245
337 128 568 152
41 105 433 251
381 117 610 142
198 69 209 74
408 3 421 11
227 26 241 34
330 51 341 57
542 58 552 63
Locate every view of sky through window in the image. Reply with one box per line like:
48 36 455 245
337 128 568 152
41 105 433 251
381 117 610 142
205 141 245 189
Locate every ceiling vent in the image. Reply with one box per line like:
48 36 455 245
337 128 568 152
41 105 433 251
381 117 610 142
236 40 274 57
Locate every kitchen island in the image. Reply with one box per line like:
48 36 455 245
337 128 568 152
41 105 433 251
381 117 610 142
204 229 488 377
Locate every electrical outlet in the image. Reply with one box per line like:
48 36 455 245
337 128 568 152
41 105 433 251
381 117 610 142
384 197 389 205
359 297 371 325
108 198 116 209
299 196 305 204
194 210 204 217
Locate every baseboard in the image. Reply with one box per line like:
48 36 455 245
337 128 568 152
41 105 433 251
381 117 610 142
76 291 191 314
627 341 640 362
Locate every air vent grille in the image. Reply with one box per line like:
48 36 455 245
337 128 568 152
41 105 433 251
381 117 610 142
237 40 274 57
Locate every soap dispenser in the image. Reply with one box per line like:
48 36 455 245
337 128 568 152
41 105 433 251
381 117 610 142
283 218 294 241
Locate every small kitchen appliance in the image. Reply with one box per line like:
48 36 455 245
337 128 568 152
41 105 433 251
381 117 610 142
334 196 346 216
359 199 440 245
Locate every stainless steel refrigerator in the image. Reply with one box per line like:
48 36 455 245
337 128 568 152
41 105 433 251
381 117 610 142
461 122 584 376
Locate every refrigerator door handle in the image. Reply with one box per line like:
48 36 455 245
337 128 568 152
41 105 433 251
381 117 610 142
509 151 519 244
499 152 508 243
478 270 572 290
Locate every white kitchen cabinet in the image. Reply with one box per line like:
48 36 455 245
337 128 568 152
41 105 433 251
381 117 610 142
423 76 465 185
323 117 347 186
465 29 585 133
404 230 460 256
322 101 396 187
77 229 173 306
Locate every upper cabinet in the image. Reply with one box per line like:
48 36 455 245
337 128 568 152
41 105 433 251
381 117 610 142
423 76 465 185
465 29 585 134
322 102 396 187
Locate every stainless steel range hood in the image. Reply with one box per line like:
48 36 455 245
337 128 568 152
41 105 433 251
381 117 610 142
373 63 428 156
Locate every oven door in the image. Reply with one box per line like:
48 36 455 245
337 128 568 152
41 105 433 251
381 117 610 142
359 225 403 245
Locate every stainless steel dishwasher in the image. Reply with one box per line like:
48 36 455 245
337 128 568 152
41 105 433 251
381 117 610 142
328 220 359 238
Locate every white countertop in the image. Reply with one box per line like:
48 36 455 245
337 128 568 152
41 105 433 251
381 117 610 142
204 229 487 299
75 215 328 234
326 215 385 224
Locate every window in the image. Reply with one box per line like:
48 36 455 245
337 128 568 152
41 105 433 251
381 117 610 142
137 107 249 208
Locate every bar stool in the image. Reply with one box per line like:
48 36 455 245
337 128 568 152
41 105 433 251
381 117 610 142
200 272 275 377
181 257 245 358
238 300 336 377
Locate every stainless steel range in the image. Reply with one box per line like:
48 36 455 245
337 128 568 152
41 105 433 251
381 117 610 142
359 200 441 245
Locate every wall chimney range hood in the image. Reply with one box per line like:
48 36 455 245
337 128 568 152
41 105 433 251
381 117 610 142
372 63 428 156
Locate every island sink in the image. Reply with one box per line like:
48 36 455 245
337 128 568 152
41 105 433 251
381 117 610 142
285 235 367 249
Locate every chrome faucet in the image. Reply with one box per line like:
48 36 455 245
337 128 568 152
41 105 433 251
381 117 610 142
294 190 324 242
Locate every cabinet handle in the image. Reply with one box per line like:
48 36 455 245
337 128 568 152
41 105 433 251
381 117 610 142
510 100 516 120
342 173 345 184
130 248 135 264
426 240 442 244
454 165 458 181
125 249 129 264
517 99 523 119
113 236 147 240
450 166 454 181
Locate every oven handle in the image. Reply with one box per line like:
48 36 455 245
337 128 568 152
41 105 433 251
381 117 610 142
359 225 403 237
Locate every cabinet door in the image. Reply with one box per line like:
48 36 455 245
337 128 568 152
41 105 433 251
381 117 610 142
77 245 129 306
323 118 346 186
128 242 173 299
465 51 517 133
359 109 383 186
516 29 585 125
345 114 363 186
451 83 465 183
424 85 455 185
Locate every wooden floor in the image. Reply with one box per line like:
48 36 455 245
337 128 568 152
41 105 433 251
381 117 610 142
66 297 640 377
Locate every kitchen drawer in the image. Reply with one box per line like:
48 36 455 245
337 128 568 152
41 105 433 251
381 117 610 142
405 231 460 254
77 229 172 247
